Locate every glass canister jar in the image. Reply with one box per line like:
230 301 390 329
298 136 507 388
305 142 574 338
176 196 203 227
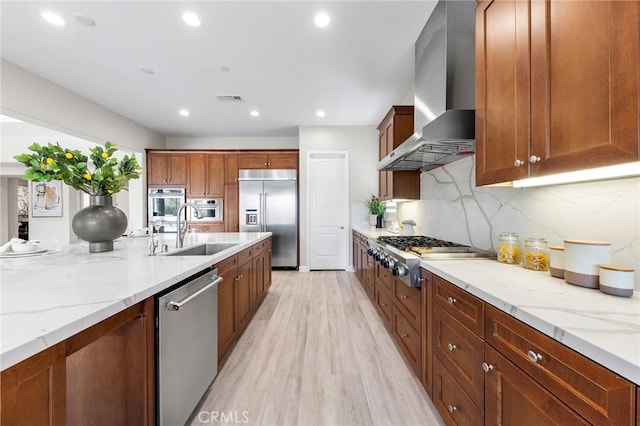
523 237 550 271
497 232 521 265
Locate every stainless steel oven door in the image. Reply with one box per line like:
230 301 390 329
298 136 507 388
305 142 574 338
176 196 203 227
187 199 223 222
148 188 186 233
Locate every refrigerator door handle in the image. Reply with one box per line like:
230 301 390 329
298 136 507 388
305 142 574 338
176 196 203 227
263 192 268 232
259 192 264 232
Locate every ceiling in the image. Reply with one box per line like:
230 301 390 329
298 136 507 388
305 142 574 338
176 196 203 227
0 1 437 138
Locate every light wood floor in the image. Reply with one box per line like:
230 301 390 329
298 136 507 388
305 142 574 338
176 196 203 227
190 271 444 426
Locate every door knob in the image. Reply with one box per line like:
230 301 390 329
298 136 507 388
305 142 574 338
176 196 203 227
529 155 541 163
514 159 524 167
339 226 344 229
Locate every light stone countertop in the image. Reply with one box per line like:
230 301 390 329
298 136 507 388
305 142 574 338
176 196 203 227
353 227 640 385
0 232 271 371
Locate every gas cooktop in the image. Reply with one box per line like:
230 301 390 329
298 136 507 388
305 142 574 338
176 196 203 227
376 235 496 259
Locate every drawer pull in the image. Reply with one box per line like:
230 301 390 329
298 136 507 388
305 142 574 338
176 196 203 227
527 350 543 363
381 303 386 307
447 343 457 352
447 296 457 305
401 333 408 338
482 362 494 373
401 295 408 299
447 404 457 414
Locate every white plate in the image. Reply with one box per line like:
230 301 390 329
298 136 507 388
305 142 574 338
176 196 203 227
0 248 60 258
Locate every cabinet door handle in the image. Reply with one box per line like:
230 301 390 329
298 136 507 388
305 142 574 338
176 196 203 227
447 296 457 305
447 404 457 414
529 155 541 164
514 159 524 167
447 343 457 352
527 350 543 363
482 362 494 373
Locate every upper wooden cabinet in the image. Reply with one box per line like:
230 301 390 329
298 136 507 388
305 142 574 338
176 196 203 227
476 0 640 186
224 154 238 184
238 152 298 169
377 106 420 201
187 154 224 198
147 153 187 187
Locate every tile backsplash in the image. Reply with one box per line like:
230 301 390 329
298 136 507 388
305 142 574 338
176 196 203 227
397 156 640 289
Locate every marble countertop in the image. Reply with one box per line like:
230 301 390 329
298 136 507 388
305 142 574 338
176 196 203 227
0 232 271 371
353 227 640 385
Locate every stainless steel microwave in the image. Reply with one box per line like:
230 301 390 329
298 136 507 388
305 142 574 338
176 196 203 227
148 188 186 232
187 198 223 222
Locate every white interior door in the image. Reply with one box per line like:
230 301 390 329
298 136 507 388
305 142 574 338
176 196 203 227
308 152 349 270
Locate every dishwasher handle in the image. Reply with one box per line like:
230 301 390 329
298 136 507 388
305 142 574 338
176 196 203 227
166 276 223 311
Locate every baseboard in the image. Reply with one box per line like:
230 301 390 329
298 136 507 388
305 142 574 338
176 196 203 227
298 266 310 272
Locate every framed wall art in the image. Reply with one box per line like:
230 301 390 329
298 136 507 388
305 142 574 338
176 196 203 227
32 181 62 217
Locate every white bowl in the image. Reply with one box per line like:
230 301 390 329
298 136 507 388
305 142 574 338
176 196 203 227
11 242 41 253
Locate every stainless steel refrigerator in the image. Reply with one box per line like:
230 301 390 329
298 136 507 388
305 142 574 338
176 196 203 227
238 169 297 268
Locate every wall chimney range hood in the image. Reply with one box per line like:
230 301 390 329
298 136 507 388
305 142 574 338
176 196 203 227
378 0 476 172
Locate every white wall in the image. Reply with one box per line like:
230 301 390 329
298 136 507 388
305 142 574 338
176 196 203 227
29 185 81 249
298 126 378 270
166 136 298 150
397 156 640 289
0 60 165 240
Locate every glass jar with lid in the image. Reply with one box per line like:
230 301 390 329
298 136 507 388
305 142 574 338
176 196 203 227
497 232 521 265
523 237 550 271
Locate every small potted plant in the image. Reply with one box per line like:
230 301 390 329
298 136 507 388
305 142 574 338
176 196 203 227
366 195 386 228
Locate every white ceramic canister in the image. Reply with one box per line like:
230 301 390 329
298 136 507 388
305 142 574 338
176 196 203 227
549 245 565 279
599 265 635 297
563 240 611 288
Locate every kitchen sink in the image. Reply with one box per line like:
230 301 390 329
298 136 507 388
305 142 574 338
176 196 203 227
162 242 238 256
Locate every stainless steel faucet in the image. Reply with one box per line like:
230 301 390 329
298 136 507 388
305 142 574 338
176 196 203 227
176 202 203 248
148 220 165 256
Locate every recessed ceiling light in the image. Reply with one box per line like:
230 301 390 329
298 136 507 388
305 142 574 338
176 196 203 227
139 67 155 75
314 12 331 28
183 12 201 27
316 110 326 118
179 109 190 117
250 110 260 117
42 11 66 27
75 13 96 27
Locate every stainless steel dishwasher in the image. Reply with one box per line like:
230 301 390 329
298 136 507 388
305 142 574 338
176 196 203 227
157 268 222 426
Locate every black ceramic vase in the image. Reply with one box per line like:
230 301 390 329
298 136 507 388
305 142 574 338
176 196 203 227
72 195 127 253
376 214 384 228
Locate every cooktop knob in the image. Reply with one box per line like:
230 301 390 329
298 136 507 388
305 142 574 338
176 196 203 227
388 258 398 268
393 266 407 276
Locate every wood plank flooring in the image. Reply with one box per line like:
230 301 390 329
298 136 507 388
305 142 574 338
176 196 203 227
190 271 444 426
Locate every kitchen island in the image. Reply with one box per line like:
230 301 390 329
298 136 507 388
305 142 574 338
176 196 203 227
0 231 271 371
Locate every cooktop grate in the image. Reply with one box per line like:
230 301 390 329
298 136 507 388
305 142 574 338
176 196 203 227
377 235 469 251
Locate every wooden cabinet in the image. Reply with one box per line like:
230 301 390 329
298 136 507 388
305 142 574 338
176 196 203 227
224 154 238 184
391 280 422 377
238 152 298 169
2 299 155 426
224 184 239 232
147 152 187 186
377 106 419 201
484 344 590 425
215 239 269 365
433 357 484 426
421 269 433 397
1 342 66 425
375 287 393 328
476 0 640 186
433 275 484 337
187 154 224 198
187 223 225 233
485 305 636 425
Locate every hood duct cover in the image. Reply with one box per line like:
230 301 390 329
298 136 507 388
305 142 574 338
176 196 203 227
378 0 476 172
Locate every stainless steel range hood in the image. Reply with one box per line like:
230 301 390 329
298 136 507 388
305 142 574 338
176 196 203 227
378 0 476 172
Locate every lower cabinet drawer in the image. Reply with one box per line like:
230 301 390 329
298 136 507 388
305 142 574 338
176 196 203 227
376 287 392 328
392 307 421 377
392 278 421 331
486 305 635 426
484 344 589 425
433 357 483 426
433 304 484 410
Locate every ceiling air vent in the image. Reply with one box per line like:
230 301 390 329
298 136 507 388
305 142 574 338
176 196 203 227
216 95 243 101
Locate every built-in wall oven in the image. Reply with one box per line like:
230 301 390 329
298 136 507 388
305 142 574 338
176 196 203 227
148 188 186 233
187 198 223 222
